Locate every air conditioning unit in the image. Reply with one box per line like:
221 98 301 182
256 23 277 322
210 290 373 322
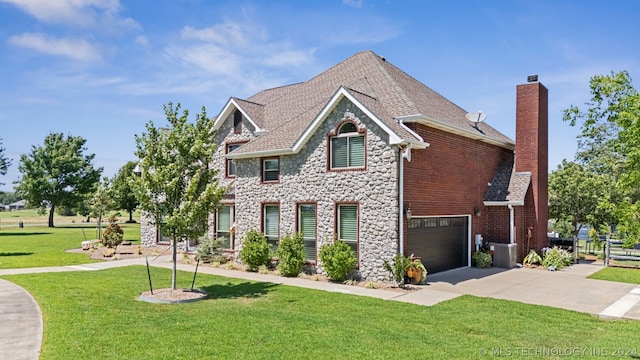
489 242 518 268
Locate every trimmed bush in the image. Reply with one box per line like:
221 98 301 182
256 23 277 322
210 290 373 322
541 246 573 270
197 237 225 263
239 230 271 271
472 251 492 268
318 239 356 281
276 233 306 277
101 215 124 248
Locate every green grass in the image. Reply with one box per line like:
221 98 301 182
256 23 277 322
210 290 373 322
589 266 640 284
4 266 640 360
0 224 140 269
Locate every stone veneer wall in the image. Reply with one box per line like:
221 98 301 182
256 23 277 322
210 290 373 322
233 97 399 281
140 98 401 281
140 212 157 247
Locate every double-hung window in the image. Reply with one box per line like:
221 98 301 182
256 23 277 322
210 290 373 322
297 204 317 262
263 204 279 252
337 204 358 261
262 158 279 183
330 122 365 169
226 144 242 177
216 205 234 249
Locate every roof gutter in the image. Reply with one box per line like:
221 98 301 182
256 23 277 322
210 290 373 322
399 114 515 151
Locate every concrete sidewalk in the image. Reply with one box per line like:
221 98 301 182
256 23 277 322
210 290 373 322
0 279 43 360
2 258 640 359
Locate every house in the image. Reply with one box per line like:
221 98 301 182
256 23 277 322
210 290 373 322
8 200 26 211
141 50 548 281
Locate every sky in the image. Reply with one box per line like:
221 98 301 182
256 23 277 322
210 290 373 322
1 0 639 192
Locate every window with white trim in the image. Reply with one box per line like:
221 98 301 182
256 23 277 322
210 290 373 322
330 122 365 169
262 158 279 182
216 205 234 249
337 204 358 260
297 204 317 261
263 204 279 251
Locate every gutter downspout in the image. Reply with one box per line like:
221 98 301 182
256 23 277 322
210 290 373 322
399 146 405 256
508 204 515 244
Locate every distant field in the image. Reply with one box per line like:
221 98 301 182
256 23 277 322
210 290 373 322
0 209 139 227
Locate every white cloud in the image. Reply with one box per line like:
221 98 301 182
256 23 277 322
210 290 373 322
8 33 101 61
181 22 246 45
343 0 363 8
0 0 138 30
135 35 150 48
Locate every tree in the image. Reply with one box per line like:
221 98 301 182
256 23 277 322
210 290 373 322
548 160 607 238
91 177 114 240
564 70 640 243
111 161 140 223
132 103 226 290
16 133 102 227
0 138 11 185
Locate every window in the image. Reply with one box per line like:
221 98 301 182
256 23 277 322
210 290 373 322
262 158 279 183
337 204 358 260
157 223 171 243
297 204 317 261
233 109 242 134
226 143 242 177
330 122 365 169
263 204 279 251
216 205 234 249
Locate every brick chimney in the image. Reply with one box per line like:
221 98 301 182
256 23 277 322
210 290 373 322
515 79 548 252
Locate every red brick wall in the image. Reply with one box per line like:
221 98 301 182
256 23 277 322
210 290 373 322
401 82 548 263
516 82 549 253
403 124 513 252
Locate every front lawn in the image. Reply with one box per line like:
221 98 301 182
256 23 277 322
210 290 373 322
5 266 639 360
589 266 640 285
0 224 140 269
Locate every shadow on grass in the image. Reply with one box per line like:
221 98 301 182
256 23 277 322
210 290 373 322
0 252 34 257
0 232 50 237
200 281 279 300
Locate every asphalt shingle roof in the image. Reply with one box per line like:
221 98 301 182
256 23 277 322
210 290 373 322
484 160 531 204
227 50 513 155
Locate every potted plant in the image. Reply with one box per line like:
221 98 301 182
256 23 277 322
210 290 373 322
407 254 427 284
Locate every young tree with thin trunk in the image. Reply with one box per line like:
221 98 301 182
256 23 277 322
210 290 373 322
16 133 102 227
111 161 140 223
132 103 225 290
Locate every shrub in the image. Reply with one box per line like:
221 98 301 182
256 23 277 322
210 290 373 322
197 237 224 263
472 251 492 268
276 233 306 277
383 254 411 285
541 246 573 270
239 230 272 271
101 215 124 248
523 249 542 265
318 239 357 281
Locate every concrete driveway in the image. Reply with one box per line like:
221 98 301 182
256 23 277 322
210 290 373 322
418 262 640 320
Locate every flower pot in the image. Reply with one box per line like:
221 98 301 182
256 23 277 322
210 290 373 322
407 268 422 284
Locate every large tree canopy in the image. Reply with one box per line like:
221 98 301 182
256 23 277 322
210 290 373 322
16 133 102 227
132 103 226 289
111 161 140 222
549 160 607 237
563 70 640 243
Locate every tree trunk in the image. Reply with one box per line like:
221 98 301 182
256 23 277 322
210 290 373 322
128 210 133 222
171 238 177 290
48 205 55 228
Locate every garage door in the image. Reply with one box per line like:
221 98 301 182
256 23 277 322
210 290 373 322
407 216 468 273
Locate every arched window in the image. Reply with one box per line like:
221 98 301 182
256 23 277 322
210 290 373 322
330 122 365 169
